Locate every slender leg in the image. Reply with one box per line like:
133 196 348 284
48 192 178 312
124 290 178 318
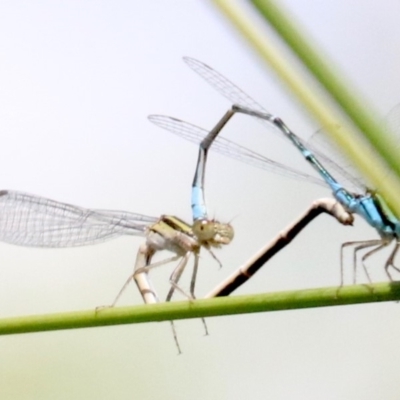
165 254 190 302
97 243 160 307
98 254 182 311
384 242 400 280
204 247 223 268
188 253 209 336
165 253 208 330
134 255 182 275
340 240 383 286
189 253 199 297
361 242 390 283
94 243 159 312
135 246 187 355
167 253 192 300
165 252 209 339
165 253 191 355
105 244 183 307
360 242 390 283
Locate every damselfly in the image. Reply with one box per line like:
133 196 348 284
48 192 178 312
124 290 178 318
150 57 397 286
0 190 233 351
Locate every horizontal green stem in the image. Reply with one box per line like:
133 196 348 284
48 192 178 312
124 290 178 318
1 282 399 335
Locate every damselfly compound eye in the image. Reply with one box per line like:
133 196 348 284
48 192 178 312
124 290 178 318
193 219 234 245
193 219 216 241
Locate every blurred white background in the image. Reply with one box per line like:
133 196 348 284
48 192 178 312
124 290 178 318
0 1 399 399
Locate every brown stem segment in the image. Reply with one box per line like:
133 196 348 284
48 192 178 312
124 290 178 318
206 198 353 298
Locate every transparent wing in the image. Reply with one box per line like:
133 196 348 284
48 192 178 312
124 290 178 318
308 102 400 192
184 57 268 115
0 190 158 247
307 126 370 192
184 57 368 192
148 115 326 187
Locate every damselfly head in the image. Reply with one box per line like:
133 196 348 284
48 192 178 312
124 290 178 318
192 219 234 246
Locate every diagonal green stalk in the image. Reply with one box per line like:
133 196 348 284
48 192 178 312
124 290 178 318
250 0 399 172
211 0 400 216
0 282 399 335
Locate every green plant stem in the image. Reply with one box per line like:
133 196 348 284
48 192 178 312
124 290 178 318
1 282 399 335
211 0 400 216
251 0 399 173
